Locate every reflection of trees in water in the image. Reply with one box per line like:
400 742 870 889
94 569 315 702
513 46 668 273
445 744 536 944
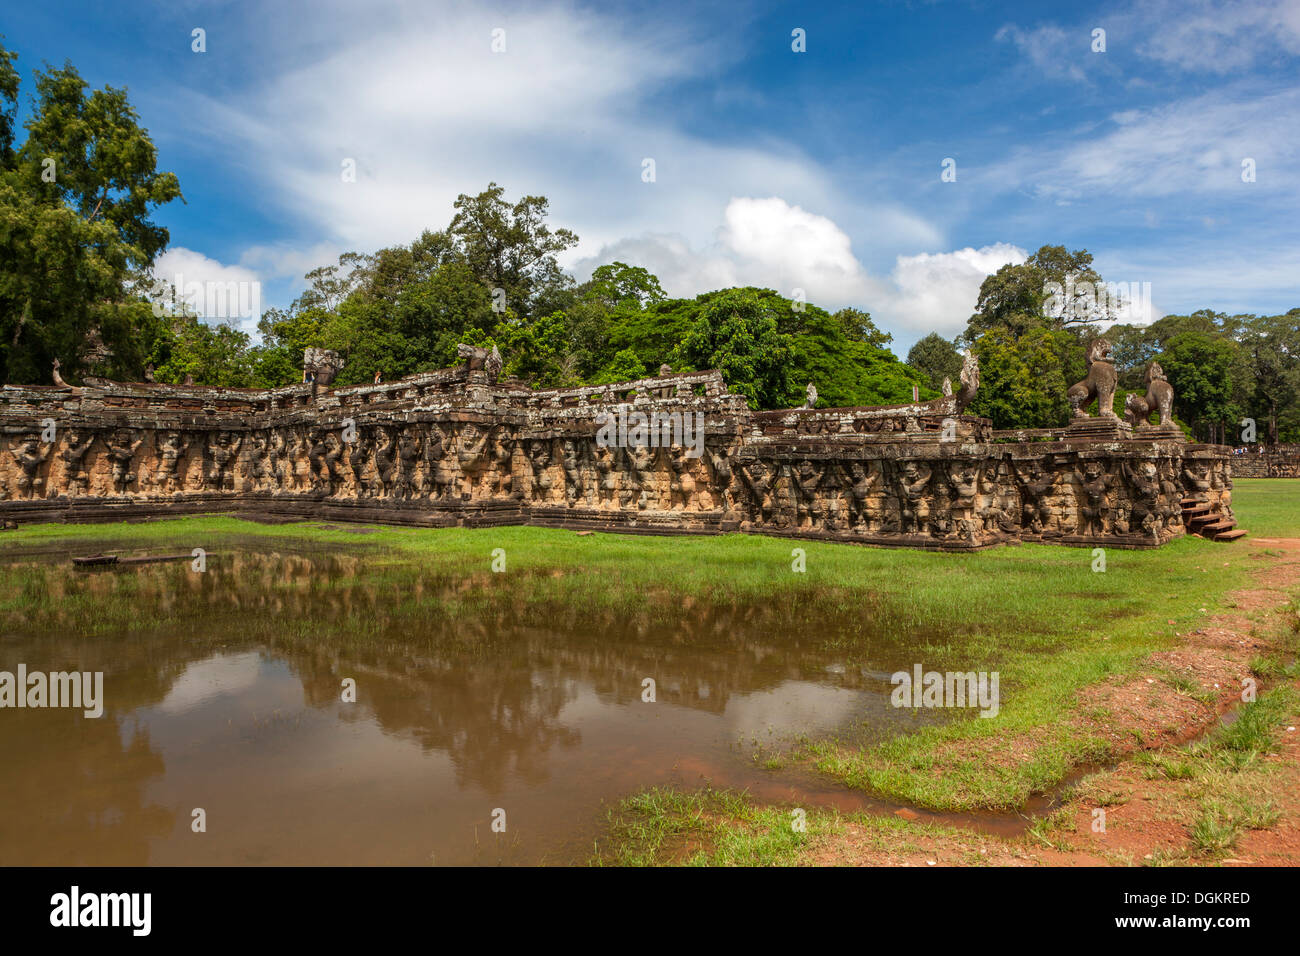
3 547 932 811
18 549 906 701
0 710 174 865
294 653 582 793
0 632 183 865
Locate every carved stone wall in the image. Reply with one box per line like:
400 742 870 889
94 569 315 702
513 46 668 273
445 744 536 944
1228 446 1300 478
0 360 1236 550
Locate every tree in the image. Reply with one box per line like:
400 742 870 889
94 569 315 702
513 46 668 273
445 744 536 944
967 325 1076 428
592 348 646 385
1237 311 1300 445
0 41 182 383
499 310 576 387
0 41 17 161
449 182 577 320
1158 331 1241 443
153 316 256 387
832 307 893 349
581 261 666 312
967 245 1109 337
907 333 963 392
677 288 793 409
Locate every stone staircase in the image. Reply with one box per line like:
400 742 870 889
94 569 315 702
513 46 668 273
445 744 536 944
1181 498 1248 542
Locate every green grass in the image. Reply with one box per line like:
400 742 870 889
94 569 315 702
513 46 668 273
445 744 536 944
1229 477 1300 537
1181 687 1297 857
592 786 834 866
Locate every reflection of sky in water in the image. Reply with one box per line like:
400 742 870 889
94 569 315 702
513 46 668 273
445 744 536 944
2 546 973 865
153 652 269 714
89 644 945 865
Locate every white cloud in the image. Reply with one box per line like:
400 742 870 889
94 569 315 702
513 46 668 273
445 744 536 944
154 652 265 716
886 244 1028 338
1131 0 1300 73
574 197 1022 342
997 2 1300 79
237 241 350 284
983 85 1300 200
169 0 947 305
995 24 1090 82
152 247 265 332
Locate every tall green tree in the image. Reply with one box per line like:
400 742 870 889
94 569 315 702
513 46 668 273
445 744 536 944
968 245 1109 336
449 182 577 320
1237 311 1300 444
0 40 182 383
906 332 963 392
966 325 1076 428
1158 331 1241 443
580 261 666 312
677 288 794 409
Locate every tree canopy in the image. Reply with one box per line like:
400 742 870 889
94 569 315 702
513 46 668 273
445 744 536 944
0 37 182 384
958 247 1299 441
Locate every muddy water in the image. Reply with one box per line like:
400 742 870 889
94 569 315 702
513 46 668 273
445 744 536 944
0 544 983 866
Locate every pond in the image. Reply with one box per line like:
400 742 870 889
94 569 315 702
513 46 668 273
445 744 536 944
0 541 974 865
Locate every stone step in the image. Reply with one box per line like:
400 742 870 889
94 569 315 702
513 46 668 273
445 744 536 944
1214 528 1249 542
1199 519 1236 535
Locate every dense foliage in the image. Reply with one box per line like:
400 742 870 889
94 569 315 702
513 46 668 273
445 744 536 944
908 245 1300 442
0 40 181 384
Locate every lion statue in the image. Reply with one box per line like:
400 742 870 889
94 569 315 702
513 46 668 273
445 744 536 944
457 343 503 381
1067 338 1118 419
954 350 979 413
1124 361 1175 428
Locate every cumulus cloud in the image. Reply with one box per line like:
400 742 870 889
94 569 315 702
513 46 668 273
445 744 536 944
152 248 265 333
573 197 1024 343
160 0 956 314
886 244 1028 338
169 0 842 265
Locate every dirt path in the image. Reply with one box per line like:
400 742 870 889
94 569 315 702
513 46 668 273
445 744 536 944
813 537 1300 867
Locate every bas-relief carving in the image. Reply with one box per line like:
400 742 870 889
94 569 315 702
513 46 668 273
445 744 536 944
0 347 1238 549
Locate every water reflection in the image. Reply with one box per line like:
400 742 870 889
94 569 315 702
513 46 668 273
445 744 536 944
0 545 971 865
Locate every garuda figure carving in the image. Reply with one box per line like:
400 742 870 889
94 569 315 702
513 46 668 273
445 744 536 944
1072 460 1112 536
896 461 932 535
206 432 243 492
155 431 192 494
106 429 144 494
60 429 96 496
9 434 50 498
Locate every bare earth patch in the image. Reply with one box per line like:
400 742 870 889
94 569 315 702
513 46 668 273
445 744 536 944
809 538 1300 866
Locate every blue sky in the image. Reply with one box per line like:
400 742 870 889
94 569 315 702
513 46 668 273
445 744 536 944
3 0 1297 355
